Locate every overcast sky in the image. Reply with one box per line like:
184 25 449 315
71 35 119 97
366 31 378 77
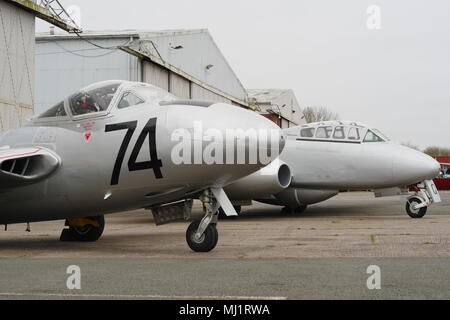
36 0 450 149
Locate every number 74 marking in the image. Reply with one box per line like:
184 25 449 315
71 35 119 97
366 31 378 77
105 118 163 186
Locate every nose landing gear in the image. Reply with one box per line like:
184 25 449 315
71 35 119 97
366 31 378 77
186 220 218 252
218 205 242 219
406 180 441 219
150 188 235 252
406 196 428 218
186 189 221 252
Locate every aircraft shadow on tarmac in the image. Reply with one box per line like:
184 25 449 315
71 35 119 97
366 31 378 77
233 191 450 220
0 194 447 254
0 231 187 255
229 201 405 220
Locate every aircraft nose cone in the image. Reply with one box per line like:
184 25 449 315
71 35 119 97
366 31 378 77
205 103 285 165
394 147 441 185
413 152 441 180
166 102 284 185
428 157 441 178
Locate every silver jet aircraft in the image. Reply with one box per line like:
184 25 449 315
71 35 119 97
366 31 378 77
225 121 441 218
0 80 284 252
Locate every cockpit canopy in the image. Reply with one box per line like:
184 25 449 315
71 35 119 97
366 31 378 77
284 121 389 143
68 82 121 116
35 80 176 121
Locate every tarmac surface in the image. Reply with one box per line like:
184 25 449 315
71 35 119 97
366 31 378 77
0 191 449 300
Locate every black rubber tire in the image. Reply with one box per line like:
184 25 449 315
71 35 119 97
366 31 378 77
211 224 219 249
406 197 428 219
62 215 105 242
186 220 218 252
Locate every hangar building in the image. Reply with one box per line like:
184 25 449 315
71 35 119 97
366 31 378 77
0 0 77 131
35 29 249 114
247 89 305 129
35 28 305 128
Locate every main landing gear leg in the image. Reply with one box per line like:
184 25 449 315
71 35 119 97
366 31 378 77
186 189 220 252
60 215 105 242
406 180 441 219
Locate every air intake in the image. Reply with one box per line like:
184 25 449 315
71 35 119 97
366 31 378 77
1 156 42 177
0 147 60 189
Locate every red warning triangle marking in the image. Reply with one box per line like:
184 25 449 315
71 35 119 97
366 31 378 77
84 132 92 141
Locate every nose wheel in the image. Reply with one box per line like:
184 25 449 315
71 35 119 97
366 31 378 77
406 180 441 219
186 220 218 252
406 196 428 219
186 189 221 252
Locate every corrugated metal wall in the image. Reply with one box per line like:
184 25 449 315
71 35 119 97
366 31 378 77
169 72 190 99
191 83 231 103
142 61 169 91
147 31 247 102
0 1 35 131
142 60 232 104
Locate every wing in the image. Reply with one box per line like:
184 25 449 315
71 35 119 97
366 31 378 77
0 147 60 189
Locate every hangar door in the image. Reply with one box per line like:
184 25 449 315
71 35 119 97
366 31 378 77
142 61 170 92
191 83 231 104
142 61 190 99
142 60 234 104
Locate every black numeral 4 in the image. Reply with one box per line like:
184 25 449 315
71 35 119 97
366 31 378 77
105 118 163 185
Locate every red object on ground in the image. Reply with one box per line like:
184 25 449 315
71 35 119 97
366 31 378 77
434 179 450 190
434 156 450 190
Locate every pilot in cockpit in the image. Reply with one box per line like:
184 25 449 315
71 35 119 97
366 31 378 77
69 82 121 116
71 85 117 115
75 93 100 114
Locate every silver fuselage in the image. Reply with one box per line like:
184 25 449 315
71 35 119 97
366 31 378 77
0 81 283 224
228 121 441 208
282 138 440 190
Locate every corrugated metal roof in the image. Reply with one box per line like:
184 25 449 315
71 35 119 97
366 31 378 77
35 29 208 40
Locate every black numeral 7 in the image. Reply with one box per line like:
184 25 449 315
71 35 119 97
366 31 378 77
105 118 163 186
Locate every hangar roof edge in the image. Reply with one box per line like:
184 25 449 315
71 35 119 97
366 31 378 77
35 29 209 41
